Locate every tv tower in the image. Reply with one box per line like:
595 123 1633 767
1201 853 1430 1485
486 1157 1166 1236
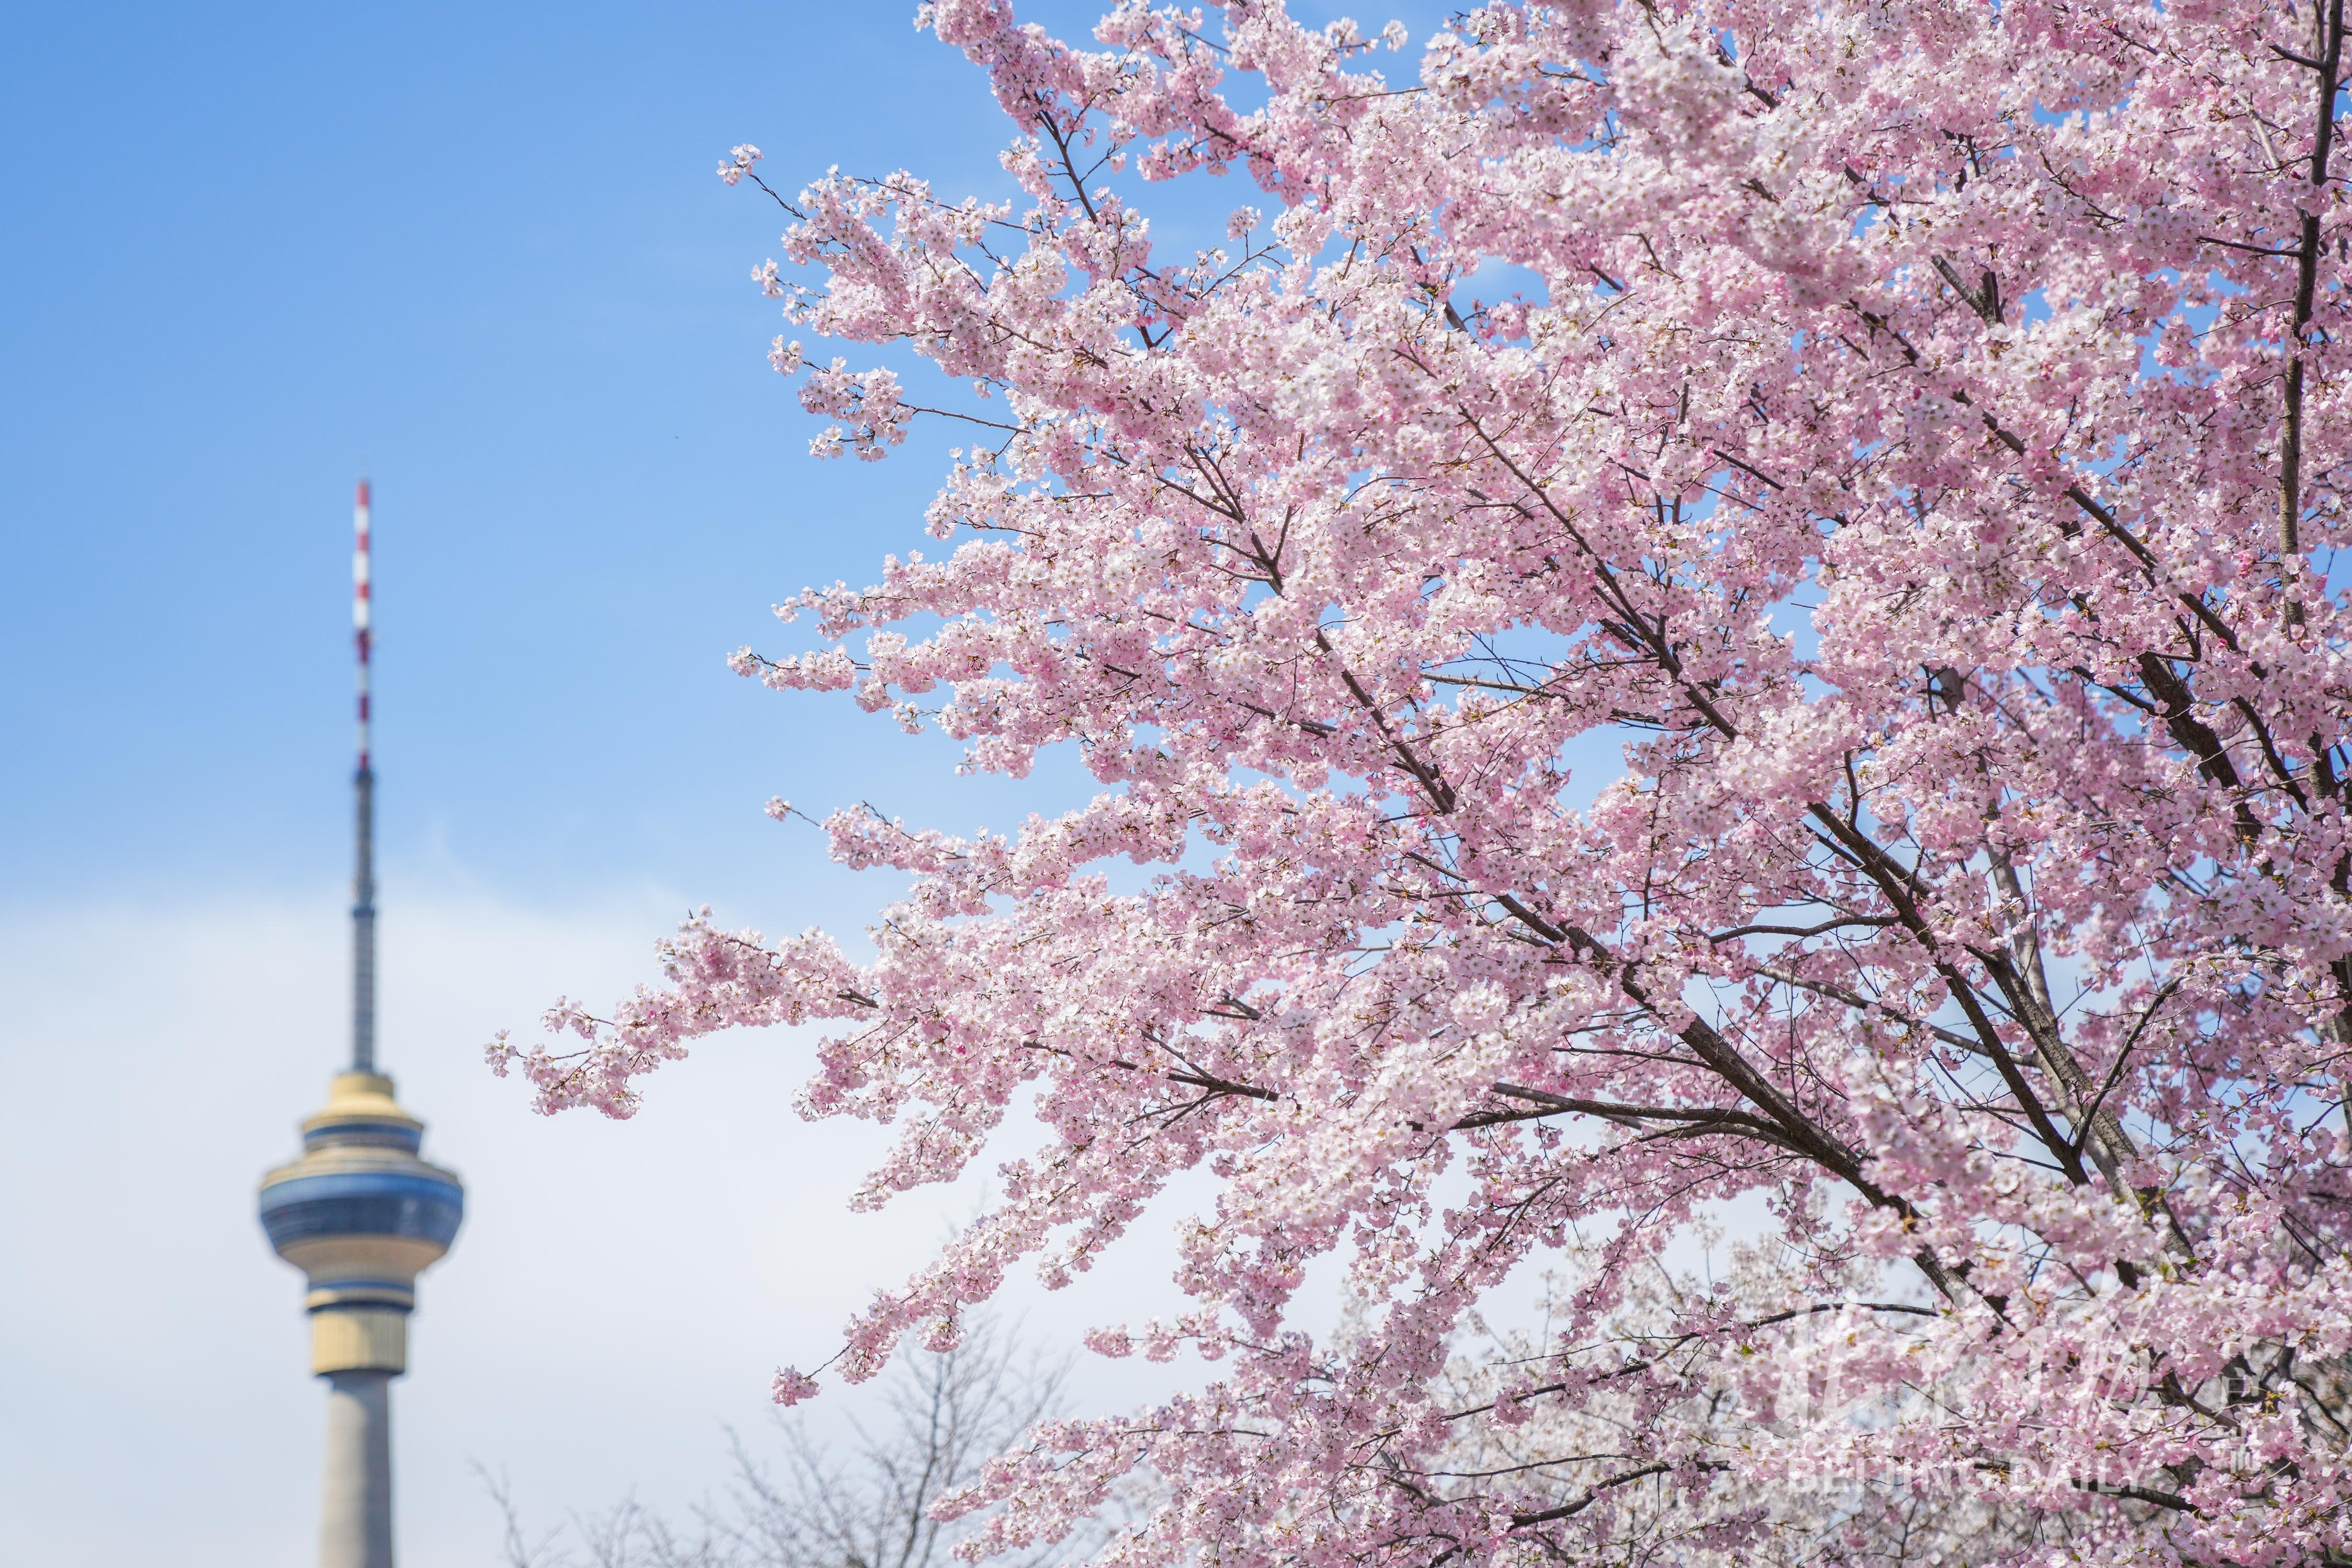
258 480 465 1568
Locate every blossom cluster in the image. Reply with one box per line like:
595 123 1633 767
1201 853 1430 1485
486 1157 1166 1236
501 1 2352 1563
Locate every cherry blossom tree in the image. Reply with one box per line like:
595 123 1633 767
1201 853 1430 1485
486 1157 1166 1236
495 0 2352 1561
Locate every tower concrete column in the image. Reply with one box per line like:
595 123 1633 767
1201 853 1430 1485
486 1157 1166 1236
319 1370 394 1568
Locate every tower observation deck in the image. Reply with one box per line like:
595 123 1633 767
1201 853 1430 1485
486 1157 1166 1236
258 480 464 1568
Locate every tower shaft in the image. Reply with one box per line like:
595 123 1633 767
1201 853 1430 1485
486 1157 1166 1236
319 1371 394 1568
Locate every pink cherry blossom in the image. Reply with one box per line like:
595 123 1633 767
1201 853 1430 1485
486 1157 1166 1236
503 2 2352 1563
718 143 762 186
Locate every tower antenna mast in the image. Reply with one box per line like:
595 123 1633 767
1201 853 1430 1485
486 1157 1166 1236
352 478 376 1074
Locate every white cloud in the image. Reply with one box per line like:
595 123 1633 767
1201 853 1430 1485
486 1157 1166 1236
0 883 1197 1565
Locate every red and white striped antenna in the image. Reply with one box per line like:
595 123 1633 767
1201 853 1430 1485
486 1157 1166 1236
351 478 378 1074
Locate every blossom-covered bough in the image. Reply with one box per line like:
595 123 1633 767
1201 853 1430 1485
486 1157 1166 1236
495 0 2352 1561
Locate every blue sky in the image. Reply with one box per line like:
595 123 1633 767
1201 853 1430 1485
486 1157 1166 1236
0 3 1459 1563
4 0 1078 927
1 0 1450 926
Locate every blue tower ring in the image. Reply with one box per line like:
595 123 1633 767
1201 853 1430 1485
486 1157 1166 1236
302 1119 424 1154
258 1170 465 1250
